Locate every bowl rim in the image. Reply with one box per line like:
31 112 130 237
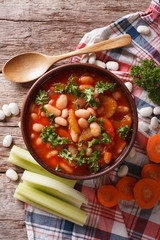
21 63 138 180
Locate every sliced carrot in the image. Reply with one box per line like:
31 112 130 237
98 117 115 141
116 176 138 201
146 134 160 163
141 164 160 183
103 152 112 164
133 178 160 209
97 185 119 207
58 128 71 140
101 96 117 118
79 128 93 142
68 109 80 134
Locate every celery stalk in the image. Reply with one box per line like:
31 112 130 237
14 192 83 226
8 146 76 187
14 183 88 226
22 170 88 208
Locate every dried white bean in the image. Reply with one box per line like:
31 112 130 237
129 147 136 158
70 129 78 142
47 150 58 158
6 168 18 181
87 107 96 116
55 123 60 128
106 61 119 71
79 75 94 84
88 53 96 64
117 165 129 177
139 107 152 117
36 137 43 145
32 123 44 132
2 104 11 117
44 104 61 116
95 60 105 68
0 110 5 120
75 109 90 119
138 121 149 132
86 148 93 156
78 118 89 129
31 113 38 121
56 94 68 109
55 117 68 126
151 117 159 130
61 109 69 118
80 54 89 63
137 25 150 35
124 82 133 92
90 122 101 137
31 133 35 139
9 103 19 115
153 106 160 115
3 135 12 147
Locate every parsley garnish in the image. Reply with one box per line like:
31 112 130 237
95 81 116 93
40 106 56 124
55 83 65 93
130 59 160 104
74 149 87 166
55 164 62 172
117 125 129 139
35 90 49 105
83 87 100 107
101 132 111 143
40 126 72 147
59 149 73 163
88 138 101 148
73 102 81 109
65 77 81 98
98 118 105 131
87 150 100 173
88 115 97 123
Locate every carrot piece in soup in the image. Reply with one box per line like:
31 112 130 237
146 134 160 163
133 178 160 209
102 96 117 118
58 128 71 140
68 109 81 134
116 176 138 201
98 117 115 141
141 164 160 183
79 128 93 142
97 185 119 207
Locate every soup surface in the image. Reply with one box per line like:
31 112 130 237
28 69 132 175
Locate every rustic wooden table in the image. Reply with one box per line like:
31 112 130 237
0 0 151 239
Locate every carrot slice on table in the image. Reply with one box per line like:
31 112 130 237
116 176 138 201
68 109 80 134
97 185 119 208
141 164 160 183
146 134 160 163
133 178 160 209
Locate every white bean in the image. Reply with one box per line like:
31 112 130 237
75 109 90 119
139 107 152 117
151 117 159 130
56 94 68 109
112 91 121 100
31 113 38 121
137 25 150 35
3 135 12 147
9 103 19 115
88 53 96 64
124 82 133 92
2 104 11 117
106 61 119 71
55 123 60 128
129 147 136 158
0 110 5 120
61 109 69 118
86 148 93 156
31 133 35 139
6 169 18 181
36 137 43 145
90 122 101 137
70 129 78 142
80 54 89 63
117 165 129 177
78 118 89 129
44 104 61 116
117 106 130 113
68 145 76 157
55 117 68 126
95 60 105 68
47 150 58 158
138 121 149 132
153 106 160 115
79 75 94 84
87 107 96 116
41 111 46 117
32 123 44 132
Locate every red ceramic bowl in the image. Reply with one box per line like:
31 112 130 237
21 63 138 180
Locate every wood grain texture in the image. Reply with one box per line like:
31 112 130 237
0 0 151 239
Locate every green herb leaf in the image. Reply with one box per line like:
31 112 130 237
101 132 111 143
87 150 100 173
95 81 116 94
73 102 81 109
35 90 49 105
117 125 129 139
74 149 87 166
88 138 101 148
55 83 66 93
55 164 62 172
83 87 100 108
40 106 56 124
88 115 97 123
65 77 81 98
59 149 73 163
130 60 160 104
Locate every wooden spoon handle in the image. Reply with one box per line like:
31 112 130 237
51 34 131 63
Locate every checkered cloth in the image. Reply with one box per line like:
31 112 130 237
25 0 160 239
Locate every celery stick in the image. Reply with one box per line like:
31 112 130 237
22 171 88 207
8 148 76 188
14 192 83 226
15 183 88 226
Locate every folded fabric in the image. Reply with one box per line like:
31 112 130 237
25 1 160 239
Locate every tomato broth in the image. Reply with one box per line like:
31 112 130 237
27 69 132 176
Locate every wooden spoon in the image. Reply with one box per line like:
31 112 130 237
2 34 131 83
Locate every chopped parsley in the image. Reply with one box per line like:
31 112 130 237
101 132 111 143
88 138 101 148
73 102 81 109
35 90 49 105
88 115 97 123
59 149 73 163
55 83 65 93
40 106 56 124
55 164 62 172
74 149 87 166
130 59 160 104
65 77 81 98
117 125 129 139
83 87 100 107
95 81 116 93
87 150 100 173
40 126 72 147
